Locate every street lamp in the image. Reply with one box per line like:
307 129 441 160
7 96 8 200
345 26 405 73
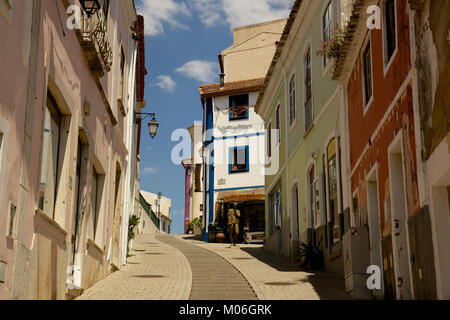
79 0 101 17
135 112 159 139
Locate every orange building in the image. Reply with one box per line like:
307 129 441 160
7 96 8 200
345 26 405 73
334 0 436 299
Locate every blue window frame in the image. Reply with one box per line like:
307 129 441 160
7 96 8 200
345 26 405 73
229 146 249 174
229 94 249 121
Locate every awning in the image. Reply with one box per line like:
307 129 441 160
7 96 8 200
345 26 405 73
216 188 265 203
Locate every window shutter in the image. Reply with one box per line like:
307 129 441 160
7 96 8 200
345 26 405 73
319 174 327 227
39 109 51 188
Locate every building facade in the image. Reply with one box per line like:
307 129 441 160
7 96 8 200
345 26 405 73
137 192 160 235
408 0 450 300
256 0 351 276
140 191 172 234
182 157 192 233
198 20 286 243
188 123 205 226
0 0 145 299
333 0 446 300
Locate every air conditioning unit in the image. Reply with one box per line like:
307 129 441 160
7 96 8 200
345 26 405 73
343 226 371 299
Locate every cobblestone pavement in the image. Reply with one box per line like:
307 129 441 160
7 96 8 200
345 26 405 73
156 234 257 300
77 234 192 300
78 233 351 300
175 234 352 300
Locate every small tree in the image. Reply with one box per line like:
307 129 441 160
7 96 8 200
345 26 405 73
127 215 140 255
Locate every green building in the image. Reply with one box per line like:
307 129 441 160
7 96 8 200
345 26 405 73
256 0 353 277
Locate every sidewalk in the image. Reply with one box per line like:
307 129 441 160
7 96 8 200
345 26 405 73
77 234 192 300
175 234 352 300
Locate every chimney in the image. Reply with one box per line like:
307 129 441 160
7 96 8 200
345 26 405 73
220 73 225 88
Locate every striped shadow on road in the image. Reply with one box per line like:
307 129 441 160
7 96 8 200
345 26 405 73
156 235 258 300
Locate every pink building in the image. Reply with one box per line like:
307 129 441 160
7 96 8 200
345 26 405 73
182 158 192 234
0 0 146 299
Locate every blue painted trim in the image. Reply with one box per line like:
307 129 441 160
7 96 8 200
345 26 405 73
214 132 264 141
214 185 265 192
229 146 249 174
208 163 214 225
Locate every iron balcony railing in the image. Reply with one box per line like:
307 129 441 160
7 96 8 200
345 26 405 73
79 8 112 77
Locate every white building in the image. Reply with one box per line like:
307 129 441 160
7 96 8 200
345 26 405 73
140 191 172 234
197 20 286 243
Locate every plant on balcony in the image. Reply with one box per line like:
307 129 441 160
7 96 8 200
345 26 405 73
317 25 345 60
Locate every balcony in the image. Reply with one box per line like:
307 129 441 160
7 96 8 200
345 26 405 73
78 9 112 78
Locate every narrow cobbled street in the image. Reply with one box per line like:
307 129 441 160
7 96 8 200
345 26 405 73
78 234 351 300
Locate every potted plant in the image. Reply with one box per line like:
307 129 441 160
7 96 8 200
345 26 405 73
215 227 225 243
127 215 140 255
187 218 202 234
298 241 324 271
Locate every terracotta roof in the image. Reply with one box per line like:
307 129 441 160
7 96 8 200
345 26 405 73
255 0 303 113
332 0 369 80
199 78 265 98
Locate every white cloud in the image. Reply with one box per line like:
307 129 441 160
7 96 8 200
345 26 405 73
190 0 222 27
155 75 177 93
222 0 293 29
176 60 219 83
189 0 293 29
136 0 293 36
142 167 158 174
136 0 190 36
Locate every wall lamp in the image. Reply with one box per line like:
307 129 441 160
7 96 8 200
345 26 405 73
135 112 159 139
79 0 101 17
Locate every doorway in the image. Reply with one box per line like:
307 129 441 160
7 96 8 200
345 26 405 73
111 163 122 268
388 134 413 299
70 138 86 289
366 166 384 298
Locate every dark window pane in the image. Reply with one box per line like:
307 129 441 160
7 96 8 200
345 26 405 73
230 147 248 173
363 43 372 105
384 0 396 62
230 94 248 120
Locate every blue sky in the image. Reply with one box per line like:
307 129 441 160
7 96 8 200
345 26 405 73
136 0 293 234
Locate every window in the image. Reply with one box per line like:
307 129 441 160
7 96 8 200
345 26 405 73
363 40 373 107
0 0 12 21
267 122 272 158
322 1 333 67
229 146 249 174
327 138 339 244
275 105 281 144
38 94 62 219
229 94 249 121
304 47 313 131
383 0 397 65
6 203 17 238
289 74 296 125
309 166 316 227
89 168 100 240
120 47 125 102
269 185 282 234
194 164 202 192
